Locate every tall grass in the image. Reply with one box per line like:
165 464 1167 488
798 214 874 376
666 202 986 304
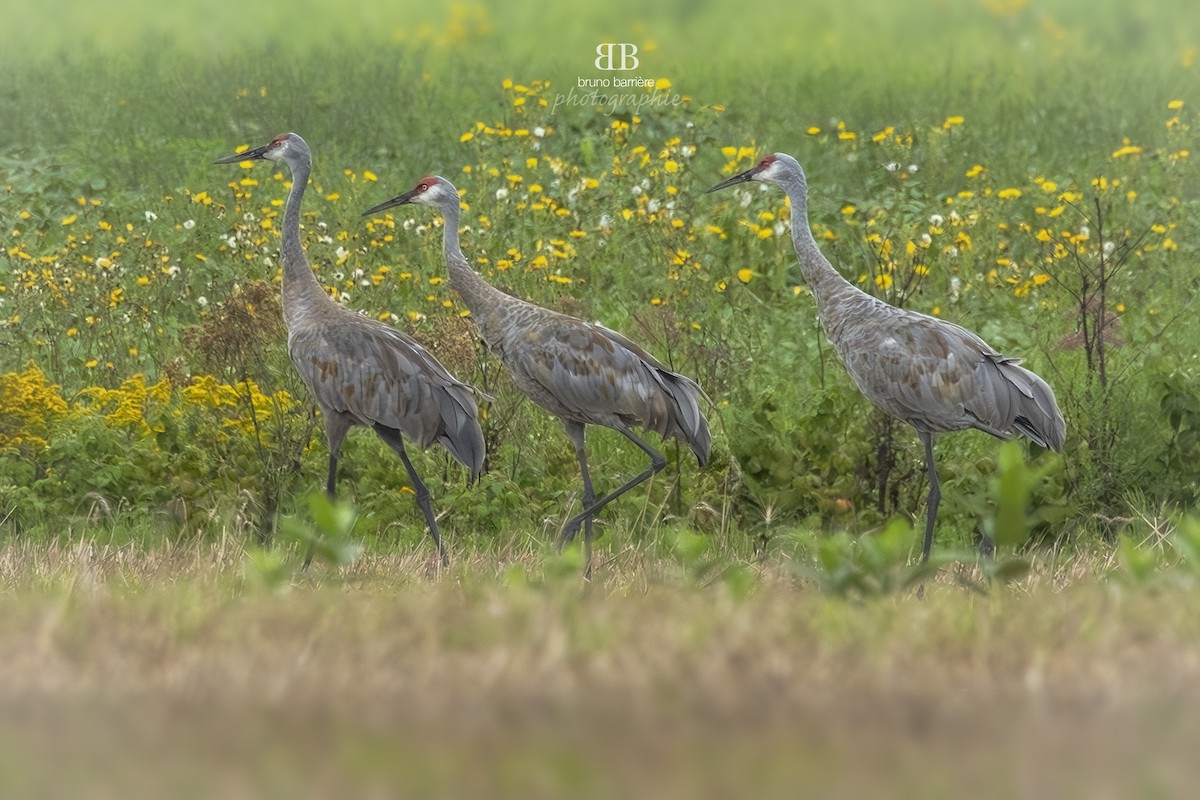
2 0 1198 554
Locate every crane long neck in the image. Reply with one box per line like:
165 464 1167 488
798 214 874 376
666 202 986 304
779 169 861 310
438 199 506 319
280 156 332 327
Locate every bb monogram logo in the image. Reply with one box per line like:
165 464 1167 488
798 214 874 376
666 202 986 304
595 43 639 71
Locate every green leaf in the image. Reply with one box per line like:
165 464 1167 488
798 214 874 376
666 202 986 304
244 547 290 594
277 494 363 568
986 557 1032 585
543 543 585 583
503 563 529 588
720 564 756 599
1118 534 1159 584
307 492 357 538
1171 517 1200 565
991 441 1032 548
674 529 712 569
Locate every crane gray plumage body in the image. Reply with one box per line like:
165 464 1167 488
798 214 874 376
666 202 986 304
288 321 484 477
822 290 1063 447
488 301 706 442
709 152 1064 561
365 176 710 577
216 134 484 566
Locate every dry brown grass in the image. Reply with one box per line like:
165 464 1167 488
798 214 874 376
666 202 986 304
1 538 1199 798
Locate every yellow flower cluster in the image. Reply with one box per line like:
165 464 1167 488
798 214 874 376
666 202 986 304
181 375 295 437
76 374 173 433
0 365 69 453
0 366 294 456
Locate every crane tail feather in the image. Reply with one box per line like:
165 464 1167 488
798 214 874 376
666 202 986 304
977 356 1066 452
436 386 487 483
660 372 712 467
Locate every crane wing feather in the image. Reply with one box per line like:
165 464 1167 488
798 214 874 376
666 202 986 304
838 312 1064 450
288 318 485 477
491 308 710 465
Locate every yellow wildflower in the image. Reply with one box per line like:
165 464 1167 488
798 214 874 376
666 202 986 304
1112 145 1143 158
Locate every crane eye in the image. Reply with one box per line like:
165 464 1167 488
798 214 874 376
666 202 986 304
419 183 428 191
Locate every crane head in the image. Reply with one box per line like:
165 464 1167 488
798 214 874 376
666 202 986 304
362 176 456 217
705 154 786 193
214 133 297 165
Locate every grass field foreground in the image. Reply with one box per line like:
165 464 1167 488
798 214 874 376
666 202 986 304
0 540 1199 797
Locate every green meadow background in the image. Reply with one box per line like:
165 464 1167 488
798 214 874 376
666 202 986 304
2 0 1200 796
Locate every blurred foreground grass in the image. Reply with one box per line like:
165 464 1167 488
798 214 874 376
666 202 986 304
1 538 1199 798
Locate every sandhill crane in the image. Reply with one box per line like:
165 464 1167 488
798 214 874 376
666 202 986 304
215 134 485 566
363 176 711 578
708 153 1065 562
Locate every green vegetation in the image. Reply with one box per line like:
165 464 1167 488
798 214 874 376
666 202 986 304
2 0 1199 795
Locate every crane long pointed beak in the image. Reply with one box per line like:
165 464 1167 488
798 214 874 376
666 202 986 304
705 167 758 193
362 189 418 217
214 142 272 165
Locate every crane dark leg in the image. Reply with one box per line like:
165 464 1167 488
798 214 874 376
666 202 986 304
304 417 351 570
557 422 596 579
920 431 940 563
375 425 448 567
558 427 667 561
325 453 338 498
